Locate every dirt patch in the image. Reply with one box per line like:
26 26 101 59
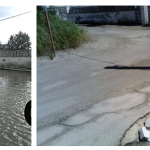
121 113 150 146
130 59 150 67
147 34 150 38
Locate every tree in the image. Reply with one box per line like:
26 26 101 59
8 31 31 50
37 6 44 11
0 41 2 50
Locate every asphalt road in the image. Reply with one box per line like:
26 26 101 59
37 25 150 146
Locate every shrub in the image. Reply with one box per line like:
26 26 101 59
37 9 87 57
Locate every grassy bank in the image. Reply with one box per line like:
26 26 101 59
37 11 87 58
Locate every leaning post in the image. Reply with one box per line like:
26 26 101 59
44 6 56 57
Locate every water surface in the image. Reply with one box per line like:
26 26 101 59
0 70 31 146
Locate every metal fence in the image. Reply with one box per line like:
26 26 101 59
69 6 141 14
0 50 31 57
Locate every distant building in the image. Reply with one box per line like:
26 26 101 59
46 6 150 25
68 6 150 25
47 6 70 20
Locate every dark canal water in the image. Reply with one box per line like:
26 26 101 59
0 70 31 146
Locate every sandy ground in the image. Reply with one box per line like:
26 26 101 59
37 25 150 146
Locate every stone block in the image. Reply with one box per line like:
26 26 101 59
145 118 150 128
139 127 150 141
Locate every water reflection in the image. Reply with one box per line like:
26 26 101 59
0 70 31 146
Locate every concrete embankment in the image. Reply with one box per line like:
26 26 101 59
0 49 31 71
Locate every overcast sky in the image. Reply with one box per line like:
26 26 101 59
0 6 32 44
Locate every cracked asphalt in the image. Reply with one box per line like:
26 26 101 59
37 25 150 146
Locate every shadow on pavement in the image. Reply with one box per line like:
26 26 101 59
105 65 150 70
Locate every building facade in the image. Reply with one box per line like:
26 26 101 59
67 6 150 25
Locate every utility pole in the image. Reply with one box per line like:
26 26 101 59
135 6 138 25
44 6 56 56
